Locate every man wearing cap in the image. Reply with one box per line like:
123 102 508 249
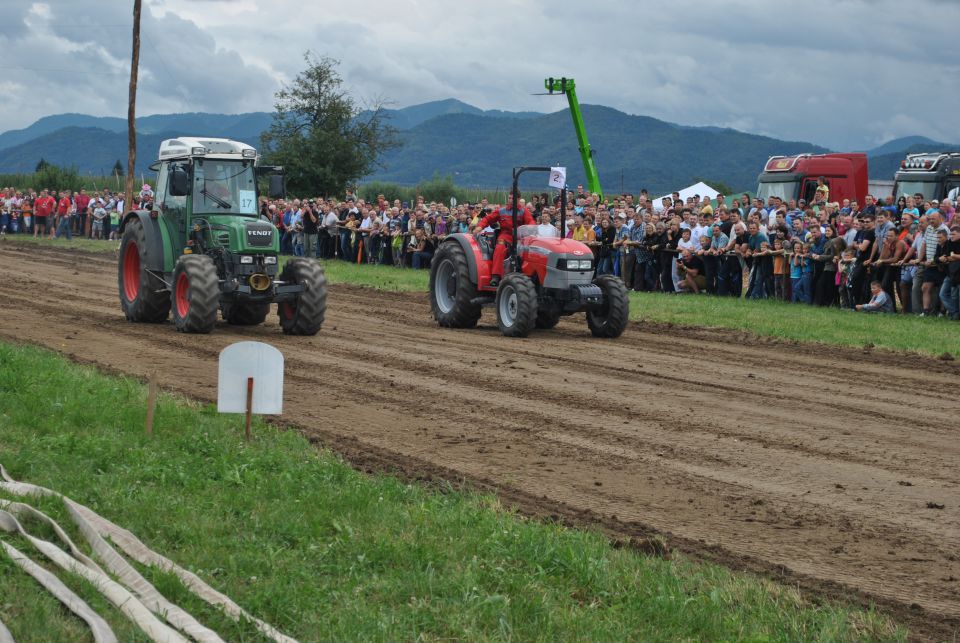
474 195 535 288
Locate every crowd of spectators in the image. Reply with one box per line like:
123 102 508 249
257 186 960 320
5 181 958 320
0 185 153 241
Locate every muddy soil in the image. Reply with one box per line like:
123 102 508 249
2 242 958 639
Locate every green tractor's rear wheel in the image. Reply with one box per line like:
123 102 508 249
171 254 219 334
587 274 630 338
278 258 327 335
224 302 270 326
118 218 170 322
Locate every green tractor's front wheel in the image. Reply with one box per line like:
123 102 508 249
278 258 327 336
171 254 220 333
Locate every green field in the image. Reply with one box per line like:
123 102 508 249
0 342 902 640
7 235 957 358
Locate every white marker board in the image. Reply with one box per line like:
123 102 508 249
217 341 284 414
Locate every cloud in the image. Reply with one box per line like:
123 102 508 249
0 0 958 151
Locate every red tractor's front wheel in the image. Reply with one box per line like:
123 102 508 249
495 273 538 338
587 275 630 338
171 255 219 333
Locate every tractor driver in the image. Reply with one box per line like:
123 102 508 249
476 194 536 288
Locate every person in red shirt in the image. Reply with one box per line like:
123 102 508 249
475 195 536 287
54 190 73 240
74 189 90 235
33 189 55 238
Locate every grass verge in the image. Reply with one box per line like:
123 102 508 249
0 342 903 641
7 235 957 357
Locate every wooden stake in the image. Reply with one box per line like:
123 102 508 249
245 377 254 441
145 372 157 437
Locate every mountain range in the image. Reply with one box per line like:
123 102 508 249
0 99 956 194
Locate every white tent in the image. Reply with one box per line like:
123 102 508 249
653 181 720 211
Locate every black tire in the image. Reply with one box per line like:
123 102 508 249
171 254 220 333
495 273 538 338
587 274 630 338
430 241 481 328
278 258 327 335
224 302 269 326
535 308 562 329
118 218 170 322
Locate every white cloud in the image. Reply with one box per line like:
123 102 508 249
0 0 957 150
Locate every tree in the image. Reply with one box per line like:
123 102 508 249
112 159 124 176
260 52 400 196
35 158 50 172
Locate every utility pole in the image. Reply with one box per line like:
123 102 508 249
125 0 142 216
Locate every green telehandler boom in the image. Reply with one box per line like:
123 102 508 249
543 77 602 199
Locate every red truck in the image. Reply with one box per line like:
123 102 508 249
756 153 868 205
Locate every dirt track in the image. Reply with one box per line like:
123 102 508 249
2 241 959 638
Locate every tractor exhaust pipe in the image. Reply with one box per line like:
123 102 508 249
249 273 271 291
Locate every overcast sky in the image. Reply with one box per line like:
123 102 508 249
0 0 956 150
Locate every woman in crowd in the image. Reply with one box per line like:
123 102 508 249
596 217 616 275
812 228 845 306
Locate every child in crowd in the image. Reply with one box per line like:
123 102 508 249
856 280 894 313
838 248 857 309
91 202 107 240
791 242 814 303
771 238 787 300
109 205 120 241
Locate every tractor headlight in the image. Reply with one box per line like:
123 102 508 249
240 255 254 264
563 259 590 270
576 259 592 271
264 256 278 265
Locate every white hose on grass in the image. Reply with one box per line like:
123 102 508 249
0 465 298 643
1 540 117 643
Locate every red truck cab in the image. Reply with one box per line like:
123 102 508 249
757 153 868 205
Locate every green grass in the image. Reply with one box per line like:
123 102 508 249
7 235 956 357
629 292 960 358
0 342 904 641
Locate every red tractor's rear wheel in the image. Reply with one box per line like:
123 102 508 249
430 241 481 328
117 218 169 322
170 254 219 333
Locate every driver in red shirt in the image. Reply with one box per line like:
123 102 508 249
475 195 536 287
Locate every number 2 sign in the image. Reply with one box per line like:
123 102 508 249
548 167 566 190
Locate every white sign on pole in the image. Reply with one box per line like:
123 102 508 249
218 341 284 414
548 167 567 190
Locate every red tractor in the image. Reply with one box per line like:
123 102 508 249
429 166 630 338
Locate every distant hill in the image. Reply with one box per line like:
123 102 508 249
0 100 880 193
367 98 542 130
367 105 829 193
866 136 951 158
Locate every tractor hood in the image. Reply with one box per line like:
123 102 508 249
205 215 280 254
520 236 592 257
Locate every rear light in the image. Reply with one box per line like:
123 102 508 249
900 161 906 168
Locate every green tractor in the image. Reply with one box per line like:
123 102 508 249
117 137 327 334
